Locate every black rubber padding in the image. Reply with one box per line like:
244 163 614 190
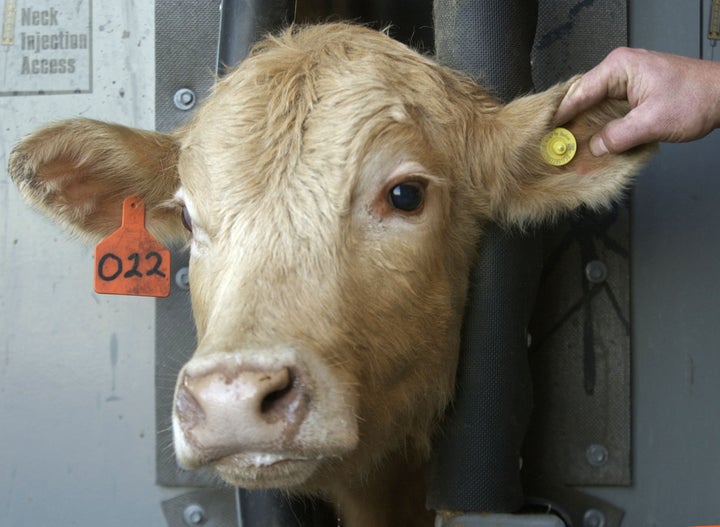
217 0 295 75
427 0 540 514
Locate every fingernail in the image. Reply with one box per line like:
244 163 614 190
590 135 609 157
555 81 580 125
565 78 581 99
554 105 569 126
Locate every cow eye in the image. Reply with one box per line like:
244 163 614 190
181 205 193 232
388 181 425 212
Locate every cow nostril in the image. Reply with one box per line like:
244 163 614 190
260 370 300 420
175 364 313 460
176 384 205 429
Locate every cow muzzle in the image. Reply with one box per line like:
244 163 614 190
172 348 358 487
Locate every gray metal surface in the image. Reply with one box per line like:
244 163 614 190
0 0 93 95
525 483 624 527
524 0 632 488
154 0 221 489
155 0 220 134
583 1 720 525
438 513 565 527
161 488 237 527
526 206 633 487
0 1 182 526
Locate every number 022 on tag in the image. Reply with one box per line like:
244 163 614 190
94 197 171 298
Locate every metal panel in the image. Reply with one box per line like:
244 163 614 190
154 0 220 134
584 1 720 525
524 0 632 489
0 1 183 526
153 0 221 488
441 514 564 527
161 488 237 527
526 205 633 487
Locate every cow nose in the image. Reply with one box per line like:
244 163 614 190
175 365 309 462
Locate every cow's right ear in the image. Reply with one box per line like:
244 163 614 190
9 119 185 244
471 80 654 227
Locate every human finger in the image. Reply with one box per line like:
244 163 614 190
554 50 632 125
588 106 660 156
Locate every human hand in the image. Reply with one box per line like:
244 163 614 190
554 47 720 155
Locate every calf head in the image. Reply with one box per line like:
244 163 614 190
9 23 652 526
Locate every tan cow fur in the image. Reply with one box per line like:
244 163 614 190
9 23 652 526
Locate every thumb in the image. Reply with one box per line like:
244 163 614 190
589 107 657 156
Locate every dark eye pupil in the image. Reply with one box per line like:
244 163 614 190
389 183 424 212
181 206 193 232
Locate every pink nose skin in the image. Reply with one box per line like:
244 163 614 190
175 365 309 463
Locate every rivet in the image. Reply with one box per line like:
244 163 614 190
583 508 606 527
585 260 608 284
183 503 206 526
174 88 196 111
175 267 190 290
586 443 609 467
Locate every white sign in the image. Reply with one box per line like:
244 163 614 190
1 0 92 95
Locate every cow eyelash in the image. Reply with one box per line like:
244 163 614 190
181 205 193 232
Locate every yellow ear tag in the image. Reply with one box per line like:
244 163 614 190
540 127 577 166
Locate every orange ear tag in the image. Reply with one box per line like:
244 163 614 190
94 196 171 298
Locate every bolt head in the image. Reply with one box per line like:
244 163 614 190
174 88 196 111
583 508 606 527
175 267 190 290
585 260 608 284
183 504 206 526
586 443 609 467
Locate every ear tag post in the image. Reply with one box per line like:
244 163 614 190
94 196 171 298
541 127 577 166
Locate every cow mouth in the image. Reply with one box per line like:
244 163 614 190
172 348 361 487
212 451 326 488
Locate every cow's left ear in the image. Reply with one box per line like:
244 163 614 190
9 119 184 244
476 80 654 227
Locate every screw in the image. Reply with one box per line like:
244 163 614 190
586 443 609 467
583 508 606 527
585 260 608 284
183 503 206 526
174 88 196 111
175 267 190 290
